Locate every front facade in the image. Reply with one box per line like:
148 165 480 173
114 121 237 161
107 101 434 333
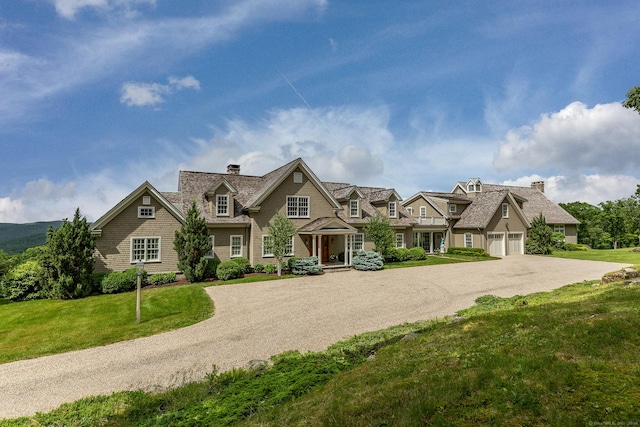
91 158 413 273
402 179 579 257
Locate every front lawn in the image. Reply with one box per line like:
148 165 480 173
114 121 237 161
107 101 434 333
0 285 212 364
384 254 498 269
548 247 640 264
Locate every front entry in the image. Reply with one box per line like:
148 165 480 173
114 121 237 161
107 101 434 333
321 235 330 263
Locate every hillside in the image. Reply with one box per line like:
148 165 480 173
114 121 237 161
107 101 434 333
0 221 63 254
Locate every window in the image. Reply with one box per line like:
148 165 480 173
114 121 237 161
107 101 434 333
396 233 404 248
388 202 397 218
217 194 229 216
131 237 160 262
230 235 243 258
449 204 457 213
138 206 155 218
287 196 310 218
554 224 565 234
406 207 413 216
502 203 509 218
353 233 364 251
464 233 473 248
350 200 360 218
204 236 215 258
419 206 427 218
293 172 303 183
262 235 294 257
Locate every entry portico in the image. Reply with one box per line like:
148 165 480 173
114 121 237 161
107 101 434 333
298 217 358 266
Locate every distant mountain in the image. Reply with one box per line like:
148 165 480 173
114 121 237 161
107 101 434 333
0 221 64 254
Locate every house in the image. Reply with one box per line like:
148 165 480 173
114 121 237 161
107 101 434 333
402 179 579 257
90 158 413 274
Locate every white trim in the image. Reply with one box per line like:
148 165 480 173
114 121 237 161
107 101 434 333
130 236 161 263
230 235 243 258
553 224 565 234
395 233 404 248
137 206 155 219
487 232 506 257
293 172 303 183
464 232 473 248
287 195 310 218
262 235 274 257
349 199 360 218
449 204 457 213
388 201 397 218
419 206 427 218
502 203 509 218
142 196 151 205
216 194 230 216
406 207 413 216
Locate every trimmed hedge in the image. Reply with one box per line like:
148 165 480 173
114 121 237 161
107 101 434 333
217 261 243 281
101 268 147 294
204 258 221 279
447 247 491 257
231 257 252 274
352 251 384 271
264 264 277 274
408 247 427 260
148 272 177 286
289 257 323 275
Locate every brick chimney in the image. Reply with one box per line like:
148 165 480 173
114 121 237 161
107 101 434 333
227 164 241 175
531 181 545 193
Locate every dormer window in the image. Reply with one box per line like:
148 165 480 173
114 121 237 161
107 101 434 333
216 194 229 216
349 199 360 218
449 204 457 213
388 201 397 218
467 179 482 193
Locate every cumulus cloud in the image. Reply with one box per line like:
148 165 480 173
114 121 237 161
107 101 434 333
120 75 200 107
52 0 156 20
494 102 640 174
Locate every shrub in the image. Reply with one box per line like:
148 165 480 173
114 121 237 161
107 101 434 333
1 260 44 301
217 261 243 281
253 263 265 273
231 257 252 274
148 272 177 286
287 257 299 271
408 246 427 260
204 258 221 279
352 251 384 271
447 247 491 257
289 257 323 275
101 268 146 294
264 264 277 274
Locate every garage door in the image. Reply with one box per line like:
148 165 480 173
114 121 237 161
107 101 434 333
487 233 505 257
508 233 524 255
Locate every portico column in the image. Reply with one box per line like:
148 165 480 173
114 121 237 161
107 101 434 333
312 235 317 257
343 235 348 266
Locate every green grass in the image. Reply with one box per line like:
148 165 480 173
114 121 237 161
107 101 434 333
6 275 640 426
0 285 212 364
549 247 640 264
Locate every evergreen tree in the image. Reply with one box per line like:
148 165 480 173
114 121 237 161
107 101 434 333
174 201 211 282
525 214 553 255
363 211 394 257
41 208 96 299
267 212 297 276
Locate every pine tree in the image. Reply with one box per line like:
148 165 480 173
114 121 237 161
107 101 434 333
41 208 96 299
525 214 553 254
174 201 211 282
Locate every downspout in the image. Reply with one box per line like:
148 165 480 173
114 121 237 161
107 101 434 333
477 228 483 250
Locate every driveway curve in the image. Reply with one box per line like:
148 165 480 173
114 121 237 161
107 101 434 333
0 256 628 419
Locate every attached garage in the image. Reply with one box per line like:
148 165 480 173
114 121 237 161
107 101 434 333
487 233 505 257
507 232 524 255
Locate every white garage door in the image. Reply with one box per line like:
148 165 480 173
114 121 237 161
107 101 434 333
487 233 505 257
508 232 524 255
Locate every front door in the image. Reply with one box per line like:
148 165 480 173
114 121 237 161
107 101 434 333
321 235 330 263
433 232 444 252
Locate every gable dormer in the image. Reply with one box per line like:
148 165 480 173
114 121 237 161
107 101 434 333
466 178 483 198
205 178 238 217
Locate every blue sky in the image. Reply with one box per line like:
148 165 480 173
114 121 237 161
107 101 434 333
2 0 640 223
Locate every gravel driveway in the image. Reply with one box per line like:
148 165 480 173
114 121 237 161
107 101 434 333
0 256 628 419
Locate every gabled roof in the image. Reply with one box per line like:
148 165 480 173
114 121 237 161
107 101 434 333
297 217 358 234
361 187 402 203
90 181 185 233
454 190 530 229
205 178 238 195
323 183 365 201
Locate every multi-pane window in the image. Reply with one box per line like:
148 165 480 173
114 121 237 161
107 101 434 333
353 233 364 251
388 202 397 218
204 236 215 258
138 206 155 218
350 200 359 218
419 206 427 218
554 224 565 234
230 235 243 257
396 233 404 248
217 195 229 216
262 235 294 257
449 204 457 213
131 237 160 262
502 203 509 218
464 233 473 248
287 196 310 218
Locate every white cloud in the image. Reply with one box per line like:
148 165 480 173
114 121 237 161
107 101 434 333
494 102 640 175
120 75 200 107
52 0 156 20
502 173 639 205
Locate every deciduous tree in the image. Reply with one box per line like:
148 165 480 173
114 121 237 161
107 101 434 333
267 212 297 276
363 211 394 257
623 85 640 114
